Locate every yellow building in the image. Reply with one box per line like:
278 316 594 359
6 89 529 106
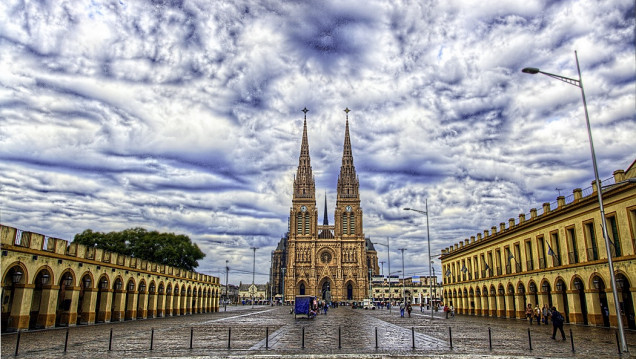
1 225 220 332
440 161 636 329
370 276 441 307
272 109 379 303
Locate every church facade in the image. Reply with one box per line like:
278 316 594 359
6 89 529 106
271 109 379 303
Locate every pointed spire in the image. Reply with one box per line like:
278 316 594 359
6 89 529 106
294 107 315 199
323 191 329 225
337 107 359 200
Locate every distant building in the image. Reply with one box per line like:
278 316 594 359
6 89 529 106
238 282 269 304
270 109 379 303
370 276 442 306
0 226 220 332
440 160 636 329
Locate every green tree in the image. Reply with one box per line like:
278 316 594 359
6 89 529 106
73 228 205 270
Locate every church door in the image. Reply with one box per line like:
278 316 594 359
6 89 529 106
300 283 305 295
322 281 331 300
347 284 353 300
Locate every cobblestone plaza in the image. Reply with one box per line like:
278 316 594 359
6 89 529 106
2 305 634 358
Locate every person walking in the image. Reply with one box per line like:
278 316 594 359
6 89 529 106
550 306 566 340
450 305 455 317
407 302 412 318
444 304 449 319
534 305 541 325
542 304 549 325
526 304 533 324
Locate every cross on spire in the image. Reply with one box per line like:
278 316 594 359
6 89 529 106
302 107 309 119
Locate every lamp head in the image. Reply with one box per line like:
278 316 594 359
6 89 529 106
403 208 410 211
522 67 540 74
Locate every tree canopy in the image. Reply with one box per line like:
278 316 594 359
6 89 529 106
73 228 205 271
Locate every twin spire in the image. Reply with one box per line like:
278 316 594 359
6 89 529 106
293 107 359 204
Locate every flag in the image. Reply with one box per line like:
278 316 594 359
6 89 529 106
484 263 490 271
461 265 468 273
445 269 451 277
546 240 560 265
507 248 515 262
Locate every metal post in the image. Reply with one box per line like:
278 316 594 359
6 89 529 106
302 327 305 349
527 328 532 350
228 327 231 349
150 328 154 350
616 331 621 355
250 247 258 309
412 327 415 349
399 248 407 303
425 200 432 321
570 328 574 352
448 327 453 349
14 330 21 356
64 328 69 352
488 327 492 350
190 327 193 349
375 327 378 349
266 327 269 349
109 328 113 351
338 326 341 349
225 260 229 311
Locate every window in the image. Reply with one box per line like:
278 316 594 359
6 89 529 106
566 227 579 264
304 213 310 234
297 214 302 233
342 214 348 234
514 243 522 272
551 231 562 267
349 214 355 233
525 240 534 270
607 215 622 257
495 249 502 275
629 209 636 254
584 221 599 261
537 236 546 269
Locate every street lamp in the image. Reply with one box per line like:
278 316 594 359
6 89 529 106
404 200 434 321
398 248 407 303
250 247 259 309
522 51 627 353
373 237 391 312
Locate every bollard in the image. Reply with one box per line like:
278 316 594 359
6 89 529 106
338 326 341 349
412 327 415 349
488 327 492 350
150 328 154 350
266 327 269 349
108 328 113 351
228 327 231 350
14 330 21 356
527 328 532 351
569 328 574 352
190 327 193 349
302 327 305 349
616 331 620 355
448 327 453 349
375 327 378 349
64 328 69 353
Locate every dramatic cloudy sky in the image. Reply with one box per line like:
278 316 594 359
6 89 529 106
1 0 634 285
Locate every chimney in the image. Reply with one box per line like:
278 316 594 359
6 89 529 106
543 202 551 215
519 213 526 224
613 169 625 183
573 188 582 202
557 196 565 209
508 218 515 228
530 208 537 219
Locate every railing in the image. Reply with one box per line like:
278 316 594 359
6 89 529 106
568 251 579 264
526 260 534 271
586 248 599 261
537 257 546 269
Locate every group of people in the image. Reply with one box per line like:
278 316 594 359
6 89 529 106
442 303 455 318
526 303 567 340
399 302 413 317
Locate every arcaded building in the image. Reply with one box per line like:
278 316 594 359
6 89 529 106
1 225 220 332
271 109 379 303
440 160 636 329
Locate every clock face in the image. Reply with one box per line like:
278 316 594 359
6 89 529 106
320 252 332 264
345 205 352 212
301 205 307 212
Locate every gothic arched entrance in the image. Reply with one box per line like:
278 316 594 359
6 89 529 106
321 280 331 301
347 283 353 300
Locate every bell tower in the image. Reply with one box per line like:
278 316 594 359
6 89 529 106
335 108 362 237
290 107 317 238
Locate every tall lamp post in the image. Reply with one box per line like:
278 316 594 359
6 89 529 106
398 248 407 303
404 201 434 321
225 260 229 311
250 247 259 309
522 51 627 353
373 238 391 312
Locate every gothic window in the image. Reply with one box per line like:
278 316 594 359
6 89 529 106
300 283 306 295
304 213 310 234
297 214 302 233
342 214 348 234
349 214 355 234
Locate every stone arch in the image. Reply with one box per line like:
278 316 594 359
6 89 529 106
77 271 95 324
55 269 76 327
344 280 356 301
124 278 136 320
94 274 110 323
318 276 333 301
136 280 147 319
554 276 569 323
296 280 308 296
614 271 635 329
28 266 54 329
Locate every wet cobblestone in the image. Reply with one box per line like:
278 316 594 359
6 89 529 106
1 305 634 358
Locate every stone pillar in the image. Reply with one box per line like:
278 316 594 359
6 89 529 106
147 293 157 318
474 294 481 315
155 293 165 317
37 285 59 329
480 294 488 316
585 289 603 326
515 293 526 319
606 288 619 327
136 291 148 319
497 294 506 317
567 290 582 324
111 290 126 322
97 289 113 323
58 286 80 327
80 288 98 324
173 293 181 316
8 284 34 331
505 293 515 318
125 291 138 320
489 294 497 317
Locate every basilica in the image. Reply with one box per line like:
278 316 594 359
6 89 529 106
270 109 379 303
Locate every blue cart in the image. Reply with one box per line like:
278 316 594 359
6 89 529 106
294 295 317 319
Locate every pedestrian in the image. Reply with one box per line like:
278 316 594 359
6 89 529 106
444 304 449 319
526 304 533 324
450 305 455 317
324 302 328 315
550 306 566 340
542 304 549 325
534 305 541 325
400 302 405 317
407 302 412 317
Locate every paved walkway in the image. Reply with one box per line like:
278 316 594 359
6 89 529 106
1 305 634 358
